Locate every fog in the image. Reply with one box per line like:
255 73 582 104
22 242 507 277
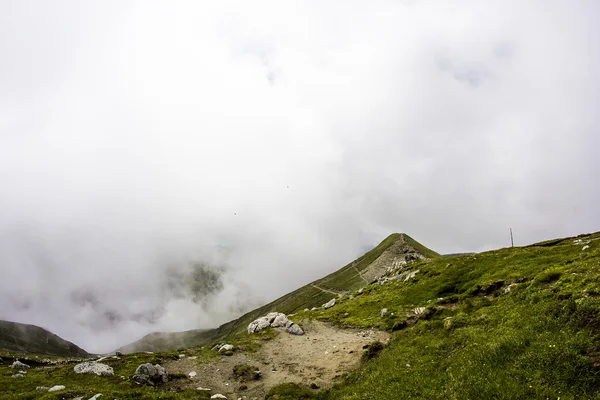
1 0 599 353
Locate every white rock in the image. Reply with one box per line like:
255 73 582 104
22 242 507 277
188 356 198 360
271 313 289 328
583 245 590 250
36 387 50 391
219 344 234 352
189 371 197 378
413 307 426 315
404 270 420 282
89 394 103 400
311 307 318 311
247 316 272 333
11 374 24 378
179 354 185 358
380 308 388 317
323 298 336 309
211 394 227 399
304 308 309 312
48 385 66 392
74 361 114 376
10 360 30 369
287 323 304 335
197 387 211 391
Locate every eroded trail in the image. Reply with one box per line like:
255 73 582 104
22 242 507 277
165 320 390 399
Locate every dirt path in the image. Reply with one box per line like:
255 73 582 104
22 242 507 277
165 320 389 399
310 284 341 297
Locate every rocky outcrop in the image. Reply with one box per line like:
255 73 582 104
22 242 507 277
247 312 304 335
74 361 114 376
133 363 168 385
10 360 30 369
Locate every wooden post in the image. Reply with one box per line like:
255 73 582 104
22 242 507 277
510 228 514 247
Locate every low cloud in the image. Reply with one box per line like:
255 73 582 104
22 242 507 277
1 0 599 353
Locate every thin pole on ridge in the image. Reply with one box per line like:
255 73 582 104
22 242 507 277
510 228 514 247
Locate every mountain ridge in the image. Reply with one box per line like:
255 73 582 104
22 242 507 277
0 320 91 358
117 232 438 353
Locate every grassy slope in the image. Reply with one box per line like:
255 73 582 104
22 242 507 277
0 321 90 358
119 233 437 352
276 231 600 399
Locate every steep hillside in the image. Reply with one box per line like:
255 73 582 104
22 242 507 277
0 320 90 358
119 233 438 353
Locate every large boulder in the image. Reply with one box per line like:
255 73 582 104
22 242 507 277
74 361 114 376
133 363 168 385
10 360 30 369
247 312 285 333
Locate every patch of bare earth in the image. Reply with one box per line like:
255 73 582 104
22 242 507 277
165 320 390 399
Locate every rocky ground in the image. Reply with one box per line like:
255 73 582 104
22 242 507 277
165 320 389 399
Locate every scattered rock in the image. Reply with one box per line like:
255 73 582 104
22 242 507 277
178 354 185 358
10 360 30 369
248 312 303 335
219 344 234 353
11 374 24 378
304 308 309 312
413 307 426 315
133 363 168 385
89 394 103 400
189 371 197 378
247 316 274 333
311 307 318 311
48 385 66 392
323 298 336 309
287 323 304 335
211 394 227 399
583 245 590 250
357 288 364 295
211 344 221 351
74 361 114 376
380 308 388 317
36 387 50 391
197 387 211 391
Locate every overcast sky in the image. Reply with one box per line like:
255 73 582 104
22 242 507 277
1 0 599 353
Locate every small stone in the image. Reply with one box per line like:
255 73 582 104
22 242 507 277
413 307 426 315
323 298 336 309
189 371 197 378
287 323 304 335
179 354 185 358
11 373 24 378
48 385 66 392
219 344 234 352
304 308 309 312
36 387 50 391
89 394 103 400
380 308 388 317
583 245 590 250
211 394 227 399
197 387 212 391
311 307 318 311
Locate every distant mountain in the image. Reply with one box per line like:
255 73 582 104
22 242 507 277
0 320 90 357
118 233 439 353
